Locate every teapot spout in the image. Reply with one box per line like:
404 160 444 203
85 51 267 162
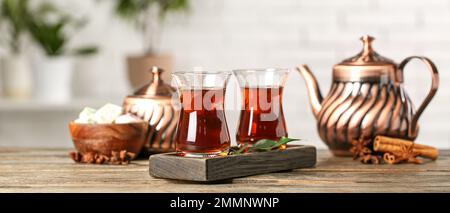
296 65 323 119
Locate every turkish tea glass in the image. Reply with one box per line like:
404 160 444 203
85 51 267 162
172 71 231 157
233 68 290 146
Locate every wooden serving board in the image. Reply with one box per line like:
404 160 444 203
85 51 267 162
149 145 317 182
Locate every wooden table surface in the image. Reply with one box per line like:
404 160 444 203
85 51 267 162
0 147 449 193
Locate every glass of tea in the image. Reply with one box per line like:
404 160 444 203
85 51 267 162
233 68 290 146
172 71 232 157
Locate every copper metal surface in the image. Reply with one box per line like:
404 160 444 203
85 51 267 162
297 36 440 156
123 67 179 154
69 122 148 159
334 35 397 82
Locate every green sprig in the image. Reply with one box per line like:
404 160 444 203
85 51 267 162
226 137 301 156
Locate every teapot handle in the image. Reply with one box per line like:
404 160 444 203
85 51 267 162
398 56 439 138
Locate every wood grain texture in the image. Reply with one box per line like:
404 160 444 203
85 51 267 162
0 147 449 192
149 145 317 182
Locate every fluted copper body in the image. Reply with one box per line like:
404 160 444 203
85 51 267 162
123 98 179 153
298 36 439 156
316 81 416 156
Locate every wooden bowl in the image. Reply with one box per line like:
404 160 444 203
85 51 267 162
68 121 148 159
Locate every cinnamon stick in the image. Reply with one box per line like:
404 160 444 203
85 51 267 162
373 136 439 160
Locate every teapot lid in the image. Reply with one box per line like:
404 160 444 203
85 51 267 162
333 35 397 82
340 35 396 65
132 66 175 98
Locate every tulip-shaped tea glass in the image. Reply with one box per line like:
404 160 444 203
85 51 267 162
233 68 290 146
172 71 231 157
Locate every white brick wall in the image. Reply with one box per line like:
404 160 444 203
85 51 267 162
1 0 449 149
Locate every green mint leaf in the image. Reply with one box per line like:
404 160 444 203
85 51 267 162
228 137 301 155
273 137 300 147
249 139 277 152
235 143 249 154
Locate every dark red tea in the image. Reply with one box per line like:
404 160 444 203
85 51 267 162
236 87 288 145
175 89 231 155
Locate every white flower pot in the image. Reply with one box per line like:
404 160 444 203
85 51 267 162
34 57 73 103
0 55 32 99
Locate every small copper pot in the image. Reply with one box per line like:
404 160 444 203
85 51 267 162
297 35 440 156
123 67 179 154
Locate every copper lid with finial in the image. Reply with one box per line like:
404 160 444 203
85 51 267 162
333 35 398 82
132 66 175 98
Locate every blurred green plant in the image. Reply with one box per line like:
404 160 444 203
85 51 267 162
0 0 30 54
26 1 97 57
113 0 189 53
115 0 189 21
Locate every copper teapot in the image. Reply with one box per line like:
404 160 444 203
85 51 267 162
297 35 439 156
